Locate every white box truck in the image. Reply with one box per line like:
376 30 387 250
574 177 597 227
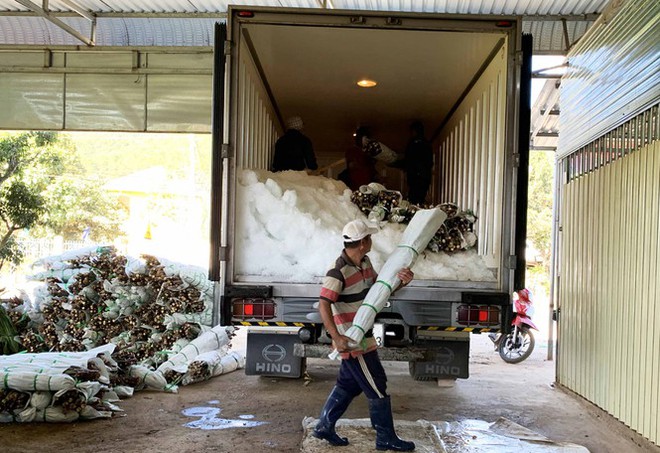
209 6 532 380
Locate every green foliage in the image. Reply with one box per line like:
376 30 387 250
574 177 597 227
527 264 551 298
35 177 128 242
0 236 24 269
0 132 128 271
527 151 554 265
0 306 21 355
0 132 60 269
0 180 46 230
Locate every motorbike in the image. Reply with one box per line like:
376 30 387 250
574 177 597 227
489 289 538 363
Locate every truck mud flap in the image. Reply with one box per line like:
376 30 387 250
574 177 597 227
409 341 469 379
245 331 304 378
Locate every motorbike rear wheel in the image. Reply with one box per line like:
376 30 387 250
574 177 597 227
498 328 535 364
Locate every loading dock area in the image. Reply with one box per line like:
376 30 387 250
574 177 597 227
1 334 657 452
1 0 659 451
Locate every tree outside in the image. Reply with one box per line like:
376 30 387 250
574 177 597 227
525 150 555 341
0 131 128 274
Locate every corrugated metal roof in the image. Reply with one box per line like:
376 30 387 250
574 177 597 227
0 0 607 49
0 16 217 46
0 0 608 15
0 15 596 50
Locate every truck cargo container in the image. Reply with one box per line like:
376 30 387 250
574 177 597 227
210 6 531 380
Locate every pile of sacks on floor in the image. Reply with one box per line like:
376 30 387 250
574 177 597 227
350 183 478 252
0 246 244 423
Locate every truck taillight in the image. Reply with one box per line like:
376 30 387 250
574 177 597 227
232 298 276 320
456 305 500 326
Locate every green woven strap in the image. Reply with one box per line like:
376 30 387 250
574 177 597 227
397 244 419 256
376 280 393 291
354 325 366 335
363 303 378 314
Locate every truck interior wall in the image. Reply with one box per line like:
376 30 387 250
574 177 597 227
233 39 281 170
437 41 508 268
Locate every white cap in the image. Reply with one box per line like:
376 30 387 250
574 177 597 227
286 116 304 130
342 219 378 242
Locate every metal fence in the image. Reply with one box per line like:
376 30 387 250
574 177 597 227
18 238 88 264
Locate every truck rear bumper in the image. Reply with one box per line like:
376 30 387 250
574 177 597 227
293 344 427 361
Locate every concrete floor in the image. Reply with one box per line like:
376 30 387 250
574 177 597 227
1 332 658 453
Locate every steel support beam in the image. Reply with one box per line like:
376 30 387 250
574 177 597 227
14 0 96 46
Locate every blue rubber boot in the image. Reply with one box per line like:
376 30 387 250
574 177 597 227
312 386 354 446
368 396 415 451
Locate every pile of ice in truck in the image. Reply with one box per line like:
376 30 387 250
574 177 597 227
235 169 496 282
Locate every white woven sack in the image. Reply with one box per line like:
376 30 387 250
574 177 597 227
0 344 115 371
214 351 245 376
129 365 177 393
0 371 75 392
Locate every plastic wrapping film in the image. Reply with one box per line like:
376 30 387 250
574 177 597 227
330 208 447 359
156 325 233 374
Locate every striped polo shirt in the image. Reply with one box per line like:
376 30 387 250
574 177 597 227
320 250 378 357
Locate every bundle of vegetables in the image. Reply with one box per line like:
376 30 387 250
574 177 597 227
153 325 244 387
350 184 479 253
0 248 245 423
2 247 214 368
0 346 121 423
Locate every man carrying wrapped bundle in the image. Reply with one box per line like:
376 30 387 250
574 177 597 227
312 219 415 452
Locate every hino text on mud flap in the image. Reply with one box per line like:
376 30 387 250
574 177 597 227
408 340 470 379
245 329 304 378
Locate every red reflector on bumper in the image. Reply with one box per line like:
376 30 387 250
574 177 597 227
232 298 275 320
457 304 500 326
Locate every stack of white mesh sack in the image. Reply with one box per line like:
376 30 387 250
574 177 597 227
0 344 120 423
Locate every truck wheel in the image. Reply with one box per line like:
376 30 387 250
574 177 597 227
408 362 435 381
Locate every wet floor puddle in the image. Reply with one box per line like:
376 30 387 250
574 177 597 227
182 401 268 430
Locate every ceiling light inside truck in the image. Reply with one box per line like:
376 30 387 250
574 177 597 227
357 79 377 88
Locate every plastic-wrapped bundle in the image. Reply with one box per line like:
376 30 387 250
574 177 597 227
363 139 399 164
181 350 245 386
0 371 76 392
156 325 233 374
334 208 447 357
32 245 115 269
128 365 177 393
0 344 115 371
217 351 245 375
18 406 80 423
28 268 84 283
29 391 53 410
